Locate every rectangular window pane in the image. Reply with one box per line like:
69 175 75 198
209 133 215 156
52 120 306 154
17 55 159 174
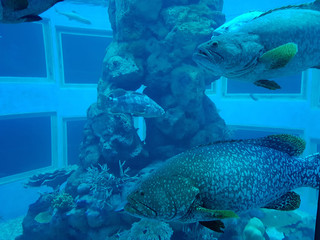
0 23 47 78
66 119 86 165
0 116 52 178
61 32 112 84
227 73 302 94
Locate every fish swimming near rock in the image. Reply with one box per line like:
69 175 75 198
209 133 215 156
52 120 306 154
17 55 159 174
212 11 264 37
103 88 165 118
55 8 91 25
0 0 63 23
125 134 320 232
193 0 320 90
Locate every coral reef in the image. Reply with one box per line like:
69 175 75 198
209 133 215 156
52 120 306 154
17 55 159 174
18 0 231 239
17 165 137 240
79 0 228 169
79 103 145 169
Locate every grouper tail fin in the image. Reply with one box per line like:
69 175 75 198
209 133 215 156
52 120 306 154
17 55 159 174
300 152 320 188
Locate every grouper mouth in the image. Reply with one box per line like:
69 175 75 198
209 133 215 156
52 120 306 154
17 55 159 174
125 197 158 218
193 47 224 72
194 46 224 61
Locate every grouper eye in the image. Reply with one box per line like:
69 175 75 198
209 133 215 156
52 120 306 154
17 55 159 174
139 190 145 196
211 41 218 48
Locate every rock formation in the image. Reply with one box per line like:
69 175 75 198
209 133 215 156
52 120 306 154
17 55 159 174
18 0 230 239
81 0 227 169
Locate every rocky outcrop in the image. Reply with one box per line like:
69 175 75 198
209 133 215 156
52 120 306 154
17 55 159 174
18 0 229 239
84 0 227 167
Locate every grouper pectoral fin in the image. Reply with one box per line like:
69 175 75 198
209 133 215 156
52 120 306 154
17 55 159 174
263 191 301 211
195 206 238 219
254 79 281 90
19 15 42 22
259 42 298 69
199 220 225 233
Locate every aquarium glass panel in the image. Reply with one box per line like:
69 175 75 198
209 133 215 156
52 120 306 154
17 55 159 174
66 119 86 165
0 116 52 178
61 33 112 84
226 73 302 94
0 23 47 78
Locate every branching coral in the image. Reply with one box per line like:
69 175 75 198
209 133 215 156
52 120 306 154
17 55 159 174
85 163 131 209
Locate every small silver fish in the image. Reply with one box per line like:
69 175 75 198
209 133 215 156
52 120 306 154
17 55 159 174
0 0 63 23
55 8 91 25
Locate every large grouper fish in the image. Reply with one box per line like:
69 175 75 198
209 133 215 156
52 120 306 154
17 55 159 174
125 134 320 232
0 0 63 23
193 0 320 90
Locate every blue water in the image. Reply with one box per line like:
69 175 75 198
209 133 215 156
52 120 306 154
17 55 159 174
0 0 319 240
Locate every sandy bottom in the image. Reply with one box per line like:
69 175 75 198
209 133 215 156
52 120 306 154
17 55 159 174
0 216 24 240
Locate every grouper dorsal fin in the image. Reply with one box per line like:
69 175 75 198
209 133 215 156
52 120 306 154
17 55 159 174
196 134 305 156
263 191 301 211
254 0 320 20
247 134 306 156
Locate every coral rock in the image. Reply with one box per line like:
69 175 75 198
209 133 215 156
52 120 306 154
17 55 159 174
133 0 163 21
86 209 104 228
104 55 143 90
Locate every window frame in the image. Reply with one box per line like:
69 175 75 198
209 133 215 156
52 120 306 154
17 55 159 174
62 117 87 166
55 26 112 87
220 70 308 100
0 112 58 185
0 19 54 83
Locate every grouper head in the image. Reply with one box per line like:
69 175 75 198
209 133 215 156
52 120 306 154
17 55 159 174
193 32 264 78
125 175 199 221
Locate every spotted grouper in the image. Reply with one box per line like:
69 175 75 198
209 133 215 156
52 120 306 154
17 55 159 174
125 134 320 232
193 0 320 90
